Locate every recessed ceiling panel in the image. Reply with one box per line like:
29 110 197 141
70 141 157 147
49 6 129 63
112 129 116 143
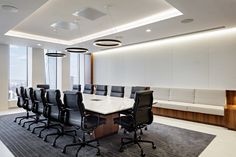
8 0 181 42
73 7 106 21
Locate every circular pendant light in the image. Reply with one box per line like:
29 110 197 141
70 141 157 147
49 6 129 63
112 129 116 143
45 52 66 57
93 39 122 48
65 47 88 53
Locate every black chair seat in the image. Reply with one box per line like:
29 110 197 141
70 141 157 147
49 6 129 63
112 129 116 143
114 115 134 131
84 115 106 130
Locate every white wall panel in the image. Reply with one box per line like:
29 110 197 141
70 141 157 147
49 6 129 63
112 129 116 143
93 30 236 90
209 34 236 89
172 39 209 88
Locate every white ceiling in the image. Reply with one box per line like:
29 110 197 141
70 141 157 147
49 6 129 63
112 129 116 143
0 0 236 52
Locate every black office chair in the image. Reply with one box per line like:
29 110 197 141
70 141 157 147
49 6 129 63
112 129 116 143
23 88 47 130
110 86 125 97
42 90 77 147
14 87 32 124
73 84 81 92
21 87 37 127
95 85 108 96
62 91 106 156
130 86 150 99
83 84 94 94
114 91 156 157
32 90 61 137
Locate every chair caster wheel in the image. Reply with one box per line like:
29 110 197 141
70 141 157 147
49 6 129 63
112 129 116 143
119 148 124 152
152 145 156 149
43 138 47 142
144 127 147 131
27 128 30 131
96 151 101 156
62 149 66 154
141 153 145 157
52 143 56 147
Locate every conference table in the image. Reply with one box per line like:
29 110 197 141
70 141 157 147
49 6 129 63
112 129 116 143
82 94 157 139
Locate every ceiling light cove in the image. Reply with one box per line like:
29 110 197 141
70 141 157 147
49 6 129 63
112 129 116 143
70 8 183 44
5 30 72 45
5 8 182 45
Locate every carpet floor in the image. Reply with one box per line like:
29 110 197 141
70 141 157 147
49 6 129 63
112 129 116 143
0 113 215 157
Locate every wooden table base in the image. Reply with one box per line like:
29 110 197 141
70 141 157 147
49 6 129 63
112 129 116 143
94 113 119 139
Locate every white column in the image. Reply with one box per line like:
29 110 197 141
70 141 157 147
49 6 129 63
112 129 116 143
28 48 46 88
0 44 9 110
57 52 70 92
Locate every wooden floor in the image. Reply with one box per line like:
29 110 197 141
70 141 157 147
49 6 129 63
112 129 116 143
152 107 224 126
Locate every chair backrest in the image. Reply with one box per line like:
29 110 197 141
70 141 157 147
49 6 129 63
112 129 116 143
110 86 125 98
16 86 25 108
72 84 81 92
83 84 94 94
34 88 46 115
63 91 85 125
46 89 63 121
95 85 108 96
133 90 153 126
25 87 34 111
37 84 50 90
130 86 150 99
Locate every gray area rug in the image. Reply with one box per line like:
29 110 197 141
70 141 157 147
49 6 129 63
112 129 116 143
0 113 215 157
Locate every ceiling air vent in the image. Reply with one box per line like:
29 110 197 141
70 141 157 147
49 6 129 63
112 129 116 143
73 7 106 21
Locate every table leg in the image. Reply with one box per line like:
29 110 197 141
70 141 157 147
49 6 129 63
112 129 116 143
94 113 119 139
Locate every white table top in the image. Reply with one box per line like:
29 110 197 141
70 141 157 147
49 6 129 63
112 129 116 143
83 94 134 115
82 94 157 115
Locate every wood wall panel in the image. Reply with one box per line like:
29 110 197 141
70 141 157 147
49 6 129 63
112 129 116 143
152 107 224 126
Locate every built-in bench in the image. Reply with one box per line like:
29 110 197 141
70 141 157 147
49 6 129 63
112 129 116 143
151 88 225 126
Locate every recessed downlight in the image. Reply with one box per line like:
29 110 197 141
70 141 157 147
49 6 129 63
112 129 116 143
146 29 151 32
181 18 194 24
37 44 41 46
1 5 18 13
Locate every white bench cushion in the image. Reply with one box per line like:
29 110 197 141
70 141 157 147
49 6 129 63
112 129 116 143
195 89 225 106
124 86 132 98
169 88 195 103
156 100 189 111
152 87 169 101
187 103 224 116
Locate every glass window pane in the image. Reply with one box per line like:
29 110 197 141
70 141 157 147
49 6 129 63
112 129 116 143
44 49 57 89
9 45 27 100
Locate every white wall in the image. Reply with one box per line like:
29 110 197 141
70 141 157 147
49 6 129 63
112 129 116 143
0 44 9 110
93 28 236 90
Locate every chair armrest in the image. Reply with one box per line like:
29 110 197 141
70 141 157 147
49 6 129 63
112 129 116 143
47 103 56 106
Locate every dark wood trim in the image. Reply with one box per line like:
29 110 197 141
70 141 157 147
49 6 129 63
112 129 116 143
152 107 224 126
226 90 236 105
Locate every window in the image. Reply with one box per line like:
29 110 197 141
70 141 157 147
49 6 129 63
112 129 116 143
9 45 28 100
44 49 57 89
70 53 80 86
